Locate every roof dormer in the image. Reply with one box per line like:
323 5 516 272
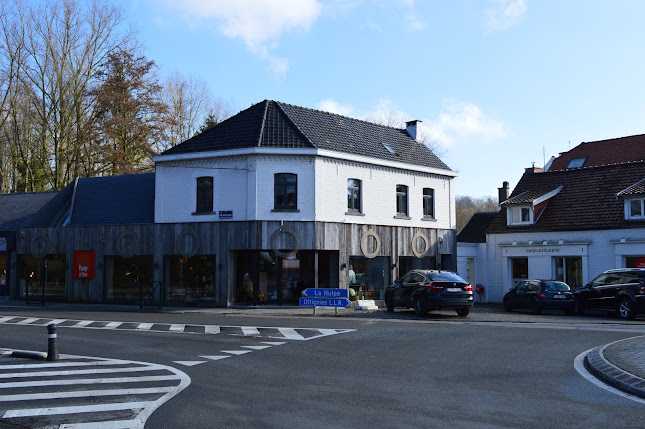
501 186 563 226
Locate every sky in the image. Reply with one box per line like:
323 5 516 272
121 0 645 198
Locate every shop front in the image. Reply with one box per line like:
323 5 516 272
164 254 216 306
19 254 66 301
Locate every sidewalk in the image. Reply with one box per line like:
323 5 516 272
585 336 645 399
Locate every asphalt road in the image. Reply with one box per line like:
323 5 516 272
0 304 643 428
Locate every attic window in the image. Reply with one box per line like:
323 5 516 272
382 143 396 154
566 157 586 169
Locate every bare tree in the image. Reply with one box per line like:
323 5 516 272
456 195 498 233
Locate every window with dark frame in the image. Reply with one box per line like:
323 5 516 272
196 176 213 213
347 179 361 212
274 173 297 210
396 185 408 216
423 188 434 218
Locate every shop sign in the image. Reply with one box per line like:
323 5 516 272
219 210 233 220
73 251 95 279
0 237 6 252
526 248 560 254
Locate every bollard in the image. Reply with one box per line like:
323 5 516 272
47 324 59 361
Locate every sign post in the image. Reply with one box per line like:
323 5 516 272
299 288 351 315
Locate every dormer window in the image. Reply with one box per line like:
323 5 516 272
566 157 587 169
626 198 645 220
508 205 533 225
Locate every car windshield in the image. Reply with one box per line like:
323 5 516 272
426 272 466 282
542 281 570 291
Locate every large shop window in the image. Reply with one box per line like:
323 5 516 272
196 176 214 213
349 256 391 300
554 257 583 289
20 254 66 300
398 256 436 277
104 255 153 303
511 257 528 288
274 173 298 211
165 255 216 306
626 256 645 268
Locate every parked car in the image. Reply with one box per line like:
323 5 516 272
385 270 474 316
573 268 645 320
503 280 574 315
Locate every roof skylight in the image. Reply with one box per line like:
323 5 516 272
567 157 587 169
382 143 395 154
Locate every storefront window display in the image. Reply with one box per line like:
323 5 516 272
348 256 390 300
626 256 645 268
165 255 216 306
104 255 153 303
554 257 583 289
20 254 66 300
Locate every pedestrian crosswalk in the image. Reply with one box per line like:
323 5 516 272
0 315 355 340
0 348 190 428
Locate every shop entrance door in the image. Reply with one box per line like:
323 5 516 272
511 257 528 288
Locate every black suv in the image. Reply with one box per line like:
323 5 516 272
385 270 474 316
573 268 645 320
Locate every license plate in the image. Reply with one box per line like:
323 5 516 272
447 288 461 292
553 295 566 299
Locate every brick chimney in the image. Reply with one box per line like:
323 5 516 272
524 163 543 174
405 120 421 141
498 181 509 204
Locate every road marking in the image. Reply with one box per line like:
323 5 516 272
169 324 185 332
199 356 230 361
0 386 175 402
0 316 16 323
204 325 220 334
574 350 645 405
60 418 144 429
241 326 261 335
173 361 207 367
0 375 180 389
241 345 272 350
3 401 155 418
74 320 94 327
276 328 305 340
15 317 39 324
0 365 166 379
104 322 123 329
221 350 251 355
261 341 286 345
0 360 129 370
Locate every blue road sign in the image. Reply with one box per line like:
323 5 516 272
299 297 352 308
301 288 349 299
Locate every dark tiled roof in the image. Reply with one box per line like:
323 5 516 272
0 192 59 231
548 134 645 171
457 212 498 243
487 161 645 233
617 178 645 197
161 100 451 171
23 174 155 227
501 189 557 205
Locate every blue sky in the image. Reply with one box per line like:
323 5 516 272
122 0 645 198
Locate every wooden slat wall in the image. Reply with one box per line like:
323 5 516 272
15 221 455 306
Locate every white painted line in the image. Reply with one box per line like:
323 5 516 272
0 316 17 323
169 324 185 333
104 322 123 329
221 350 251 355
0 375 180 389
137 323 154 330
173 361 207 367
42 319 67 326
574 350 645 405
16 317 39 324
199 356 230 361
241 326 260 335
204 325 220 334
0 364 166 379
241 345 271 350
276 328 305 340
60 418 144 429
73 320 94 327
0 360 129 370
0 386 175 402
3 400 154 418
261 341 286 346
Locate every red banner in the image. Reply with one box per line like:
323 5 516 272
74 251 95 279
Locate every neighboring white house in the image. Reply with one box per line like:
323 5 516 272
458 135 645 303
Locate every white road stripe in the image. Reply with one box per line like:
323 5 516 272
241 326 260 335
104 322 123 329
221 350 251 355
0 316 16 323
0 375 180 389
241 345 271 350
0 386 175 402
261 341 286 345
41 319 67 326
277 328 305 340
73 320 94 327
0 360 129 370
204 325 220 334
16 317 39 324
137 323 154 330
169 324 185 332
60 419 144 429
0 364 166 379
3 401 154 418
199 356 230 361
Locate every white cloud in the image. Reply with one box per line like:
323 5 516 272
158 0 322 73
485 0 527 31
317 99 356 117
424 100 506 146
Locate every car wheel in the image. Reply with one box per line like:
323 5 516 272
530 300 542 315
385 295 394 312
574 300 585 315
456 308 469 317
617 298 637 320
414 298 426 316
503 299 512 312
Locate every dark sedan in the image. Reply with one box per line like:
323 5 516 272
503 280 574 315
385 270 474 316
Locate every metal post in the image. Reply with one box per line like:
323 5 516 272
47 324 59 361
313 251 318 316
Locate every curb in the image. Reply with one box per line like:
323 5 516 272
584 342 645 399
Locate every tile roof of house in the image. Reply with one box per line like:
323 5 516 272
617 178 645 197
23 174 155 227
500 189 557 205
487 161 645 233
0 192 59 231
160 100 451 171
457 212 498 243
548 134 645 171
